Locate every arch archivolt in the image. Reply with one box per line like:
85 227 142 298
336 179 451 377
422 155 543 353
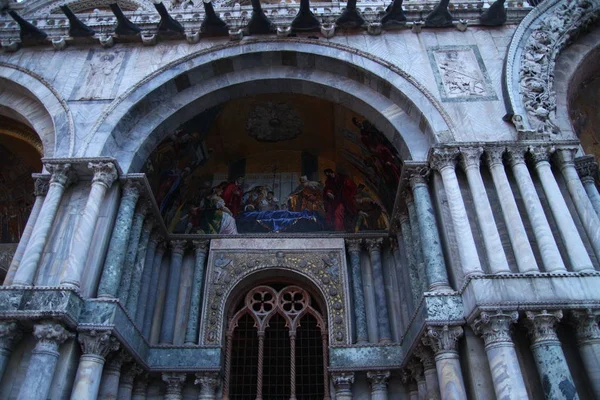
199 248 351 348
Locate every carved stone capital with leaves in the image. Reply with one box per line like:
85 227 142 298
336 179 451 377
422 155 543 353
122 180 143 199
413 343 436 371
345 238 362 254
505 146 528 167
365 238 383 253
78 330 120 358
104 350 132 374
46 163 77 187
406 359 424 382
90 161 118 188
331 372 354 396
526 310 562 344
195 372 219 398
485 147 506 168
571 309 600 345
170 239 187 255
34 177 50 197
0 320 21 350
367 370 391 391
528 145 553 164
193 239 210 255
472 310 519 348
575 156 599 184
430 148 459 172
459 146 484 170
162 372 187 397
121 363 144 386
32 320 74 352
423 325 464 355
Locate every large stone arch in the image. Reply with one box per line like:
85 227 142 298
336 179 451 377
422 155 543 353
83 40 455 172
503 0 600 137
0 63 74 157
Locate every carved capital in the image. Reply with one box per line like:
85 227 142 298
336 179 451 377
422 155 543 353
528 145 553 164
485 147 506 167
122 180 143 199
525 310 562 343
149 231 163 246
430 148 459 171
365 238 383 252
121 363 144 385
413 343 436 370
459 146 484 170
135 199 152 216
193 239 210 254
331 372 354 396
554 147 578 167
472 310 519 347
423 325 463 354
575 156 599 183
89 161 118 188
195 372 219 397
505 146 527 167
406 166 429 188
46 163 77 187
0 320 21 349
401 369 417 391
34 177 50 197
162 372 187 395
33 321 73 348
345 238 363 253
170 240 187 255
571 309 600 344
142 216 156 233
407 359 424 381
78 330 120 358
132 373 149 396
104 350 132 374
367 370 391 390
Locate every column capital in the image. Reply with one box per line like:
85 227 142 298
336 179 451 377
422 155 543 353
505 145 528 166
149 231 163 246
135 198 152 216
142 216 156 233
406 359 424 381
89 161 118 188
413 343 436 370
472 310 518 348
459 146 484 170
400 369 417 390
554 147 578 167
485 147 506 167
406 165 430 188
345 238 363 253
525 309 562 343
77 330 120 358
0 320 22 349
430 148 459 171
121 363 143 385
365 237 383 252
122 180 143 198
575 155 599 182
162 372 187 394
46 163 77 187
571 309 600 344
367 370 391 389
170 239 187 255
423 325 463 355
331 371 355 386
104 350 132 374
132 373 149 396
528 145 553 164
192 239 210 254
32 320 74 348
194 371 219 394
34 176 50 197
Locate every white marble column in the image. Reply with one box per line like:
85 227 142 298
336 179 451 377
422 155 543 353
431 148 483 277
61 162 118 289
424 325 467 400
17 321 74 400
472 311 528 400
70 331 120 400
485 148 539 273
414 344 441 400
98 351 130 400
575 156 600 218
0 321 21 382
126 217 156 317
530 146 594 272
571 309 600 398
195 372 219 400
555 147 600 267
331 372 354 400
160 240 187 344
13 163 76 286
185 240 210 345
525 310 578 400
367 370 390 400
162 372 187 400
506 147 566 272
131 373 149 400
460 147 511 274
117 363 142 400
4 177 48 285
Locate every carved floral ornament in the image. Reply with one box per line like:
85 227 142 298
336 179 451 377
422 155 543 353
200 250 350 347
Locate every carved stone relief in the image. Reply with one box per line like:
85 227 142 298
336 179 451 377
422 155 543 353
70 49 131 101
428 45 497 102
199 248 351 347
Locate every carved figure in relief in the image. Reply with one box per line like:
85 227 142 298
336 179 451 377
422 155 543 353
438 51 486 97
75 50 126 100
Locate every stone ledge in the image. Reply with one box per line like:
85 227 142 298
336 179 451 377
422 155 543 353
329 345 402 371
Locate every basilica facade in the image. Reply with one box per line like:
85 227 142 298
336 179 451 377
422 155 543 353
0 0 599 398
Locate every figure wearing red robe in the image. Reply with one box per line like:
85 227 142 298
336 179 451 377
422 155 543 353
323 169 357 232
222 177 244 217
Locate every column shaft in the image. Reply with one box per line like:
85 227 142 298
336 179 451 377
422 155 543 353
118 201 149 304
135 235 160 327
185 240 209 344
399 214 420 304
160 241 186 344
366 239 392 343
367 370 390 400
407 198 427 294
126 218 155 317
425 325 467 400
98 352 128 400
345 239 368 344
571 310 600 398
508 149 566 272
142 243 166 338
0 321 21 382
582 178 600 217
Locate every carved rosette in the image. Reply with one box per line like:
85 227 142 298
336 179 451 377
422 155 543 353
78 330 120 358
89 161 118 188
472 310 519 349
367 370 391 391
485 147 506 168
413 343 436 371
171 239 187 256
575 156 599 184
365 238 383 253
34 177 50 197
430 148 459 172
571 309 600 345
423 325 463 355
46 163 77 187
0 320 21 350
201 250 349 346
121 363 143 386
162 372 187 398
525 310 562 344
193 239 210 255
195 372 220 398
459 146 484 170
32 321 74 353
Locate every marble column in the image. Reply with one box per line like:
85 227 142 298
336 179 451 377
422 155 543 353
555 147 600 267
407 360 427 400
345 239 368 344
423 325 467 400
98 350 130 400
4 177 49 285
431 148 483 277
399 213 420 304
61 162 118 289
195 372 219 400
406 193 427 295
472 310 528 400
185 240 210 345
506 147 566 272
17 321 74 400
118 200 151 304
460 147 511 274
408 169 452 291
13 163 76 286
331 372 354 400
365 238 392 343
530 146 594 272
117 363 143 400
571 309 600 398
367 370 391 400
98 180 143 298
126 217 155 317
486 148 539 273
131 373 149 400
142 242 166 338
160 240 187 344
414 344 441 400
135 233 161 327
0 321 21 381
576 156 600 218
525 310 578 400
162 372 187 400
70 330 120 400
